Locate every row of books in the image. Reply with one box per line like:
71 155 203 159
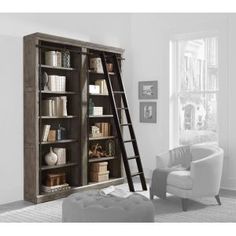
94 122 111 137
42 96 68 116
94 79 108 95
46 75 66 92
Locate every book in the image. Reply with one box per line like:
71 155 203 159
47 75 66 92
99 185 133 198
41 125 51 142
95 79 108 95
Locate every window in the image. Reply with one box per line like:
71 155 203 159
170 35 218 146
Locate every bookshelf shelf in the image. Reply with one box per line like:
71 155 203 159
40 64 76 71
39 115 79 119
88 69 115 76
89 115 113 118
40 139 78 145
41 162 78 171
89 93 109 97
88 156 116 163
24 32 124 204
40 91 79 95
89 136 116 141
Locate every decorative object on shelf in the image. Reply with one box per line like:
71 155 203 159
56 124 66 140
62 49 71 68
44 147 58 166
45 51 62 67
106 63 113 72
90 125 102 138
53 148 66 165
42 72 49 91
140 102 157 123
89 98 95 116
89 85 100 94
105 139 115 156
45 172 66 186
47 130 56 142
90 170 110 182
89 143 107 158
138 80 158 99
93 107 103 116
90 162 108 172
90 58 103 73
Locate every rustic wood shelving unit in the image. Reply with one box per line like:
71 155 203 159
24 33 125 203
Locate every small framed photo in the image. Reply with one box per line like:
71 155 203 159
139 81 158 99
140 102 157 123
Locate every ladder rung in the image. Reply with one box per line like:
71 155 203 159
120 123 132 127
131 172 143 177
123 139 136 143
127 155 139 160
113 91 124 94
117 107 128 110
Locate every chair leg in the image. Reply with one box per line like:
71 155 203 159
215 194 221 205
149 188 154 200
181 198 188 211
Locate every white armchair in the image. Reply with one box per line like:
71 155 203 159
151 144 224 211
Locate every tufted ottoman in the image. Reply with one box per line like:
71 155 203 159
62 190 154 222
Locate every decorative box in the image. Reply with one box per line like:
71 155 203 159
89 170 109 182
90 162 108 172
93 107 103 116
89 85 100 94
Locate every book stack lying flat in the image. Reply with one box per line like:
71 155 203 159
41 183 71 193
90 125 102 138
95 79 108 95
42 96 67 116
95 122 111 137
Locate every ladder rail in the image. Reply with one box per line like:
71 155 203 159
112 55 147 190
100 52 135 192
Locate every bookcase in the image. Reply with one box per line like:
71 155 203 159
24 33 124 203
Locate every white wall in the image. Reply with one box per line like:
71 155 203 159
129 13 236 190
0 13 132 204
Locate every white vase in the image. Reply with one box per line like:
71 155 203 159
45 147 58 166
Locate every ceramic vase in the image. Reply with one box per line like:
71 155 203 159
45 147 58 166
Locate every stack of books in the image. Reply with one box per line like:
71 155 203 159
47 75 66 92
42 96 67 116
95 79 108 95
95 123 111 137
53 148 67 165
41 183 70 193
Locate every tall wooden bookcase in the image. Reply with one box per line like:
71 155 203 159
24 33 124 203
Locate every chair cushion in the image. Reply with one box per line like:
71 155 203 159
167 170 192 190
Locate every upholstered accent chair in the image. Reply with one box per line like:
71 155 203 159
150 144 224 211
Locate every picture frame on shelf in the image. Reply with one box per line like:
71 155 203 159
140 102 157 123
138 80 158 99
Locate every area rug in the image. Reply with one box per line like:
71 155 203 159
0 184 236 222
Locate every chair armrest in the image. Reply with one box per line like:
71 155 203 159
155 151 170 169
190 150 223 197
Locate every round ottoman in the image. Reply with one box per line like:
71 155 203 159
62 190 154 222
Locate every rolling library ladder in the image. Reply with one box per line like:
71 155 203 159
99 52 147 192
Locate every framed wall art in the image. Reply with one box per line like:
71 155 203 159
140 102 157 123
138 80 158 99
